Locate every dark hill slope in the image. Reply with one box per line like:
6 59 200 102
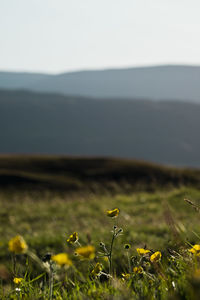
0 90 200 167
0 155 200 192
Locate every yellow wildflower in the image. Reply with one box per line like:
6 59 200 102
122 273 131 280
133 266 143 274
13 277 23 284
8 235 28 254
103 256 109 262
106 208 119 218
91 262 102 276
150 251 162 263
51 253 72 266
189 245 200 255
76 245 95 259
67 232 78 244
137 248 150 255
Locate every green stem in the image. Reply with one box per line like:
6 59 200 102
17 291 20 300
109 230 115 276
12 254 16 277
127 251 131 273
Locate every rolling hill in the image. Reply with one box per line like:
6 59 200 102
0 89 200 167
1 65 200 102
0 155 200 191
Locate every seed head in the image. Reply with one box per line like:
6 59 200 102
124 244 131 250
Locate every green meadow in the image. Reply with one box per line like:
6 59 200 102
1 156 200 299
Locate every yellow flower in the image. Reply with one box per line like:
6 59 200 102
137 248 150 255
103 256 109 262
51 253 72 266
91 262 102 276
13 277 23 284
106 208 119 218
76 245 95 259
8 235 28 254
67 232 78 244
133 266 143 274
189 245 200 255
122 273 131 280
150 251 162 263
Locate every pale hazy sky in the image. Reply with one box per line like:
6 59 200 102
0 0 200 73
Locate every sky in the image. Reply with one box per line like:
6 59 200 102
0 0 200 74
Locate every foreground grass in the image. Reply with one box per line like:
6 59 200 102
1 187 200 299
1 187 200 250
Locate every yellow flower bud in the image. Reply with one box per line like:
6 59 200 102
133 266 143 274
150 251 162 263
67 232 78 244
51 253 72 266
13 277 23 284
189 244 200 255
91 262 102 276
8 235 28 254
76 245 95 259
106 208 119 218
137 248 150 255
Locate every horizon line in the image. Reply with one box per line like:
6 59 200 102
1 62 200 76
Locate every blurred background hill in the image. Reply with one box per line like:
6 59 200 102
0 86 200 167
1 65 200 102
0 155 200 192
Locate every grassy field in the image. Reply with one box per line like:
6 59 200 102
1 156 200 299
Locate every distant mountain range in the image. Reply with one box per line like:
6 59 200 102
1 65 200 102
1 89 200 167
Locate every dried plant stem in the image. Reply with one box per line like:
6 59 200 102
184 198 200 212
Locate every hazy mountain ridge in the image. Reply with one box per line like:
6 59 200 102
1 65 200 102
0 72 51 89
0 89 200 167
